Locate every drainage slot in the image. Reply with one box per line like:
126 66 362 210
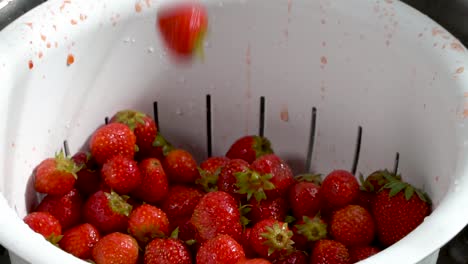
63 140 70 157
351 126 363 175
153 101 159 131
259 96 266 137
305 107 317 172
393 152 400 174
206 94 212 158
104 117 109 125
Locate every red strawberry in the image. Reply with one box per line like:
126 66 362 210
250 219 294 260
310 239 350 264
218 159 250 201
128 204 170 244
196 234 245 264
92 232 139 264
89 123 136 165
101 155 141 194
161 185 204 224
360 169 401 193
35 188 83 230
330 205 375 246
191 191 243 242
110 110 157 153
163 149 200 184
371 178 431 247
197 156 230 192
58 223 100 260
248 197 289 225
271 251 308 264
144 236 192 264
131 158 168 203
240 227 258 259
226 135 273 164
237 258 272 264
169 216 198 243
34 150 81 196
288 178 323 219
321 170 359 210
348 245 381 263
354 190 374 212
157 2 208 59
291 216 327 251
72 152 101 197
237 154 295 202
83 190 132 234
23 212 62 244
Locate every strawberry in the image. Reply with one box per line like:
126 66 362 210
354 190 374 212
143 235 192 264
163 149 200 184
237 154 295 202
161 185 204 224
371 178 431 247
240 227 258 259
157 2 208 59
34 150 81 196
131 158 169 204
58 223 100 260
35 188 83 230
321 170 359 210
288 178 323 219
83 190 132 234
128 204 170 244
23 212 62 244
191 191 243 242
110 110 158 153
218 159 251 201
329 205 375 246
248 197 289 225
250 219 294 260
197 156 230 192
310 239 350 264
71 152 101 198
89 123 136 165
291 216 327 251
271 251 308 264
360 169 401 193
348 245 381 263
226 135 274 164
92 232 139 264
196 234 245 264
101 155 141 195
237 258 272 264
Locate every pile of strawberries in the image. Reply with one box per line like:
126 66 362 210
23 109 432 264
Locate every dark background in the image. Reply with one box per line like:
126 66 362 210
1 0 468 263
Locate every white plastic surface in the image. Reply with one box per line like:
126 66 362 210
1 0 468 263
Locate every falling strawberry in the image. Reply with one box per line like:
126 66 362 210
131 158 169 204
196 234 246 264
143 232 192 264
82 190 132 234
348 245 381 263
163 149 200 184
371 177 431 247
128 204 170 244
101 155 142 195
226 135 274 164
89 123 137 165
197 156 230 192
291 216 327 251
92 232 139 264
23 212 62 244
191 191 243 242
218 159 251 201
157 1 208 59
34 150 81 196
329 205 375 247
35 188 83 230
310 239 350 264
321 170 359 210
288 176 323 219
271 251 308 264
58 223 100 260
249 219 294 260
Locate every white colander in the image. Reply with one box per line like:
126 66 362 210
1 0 468 263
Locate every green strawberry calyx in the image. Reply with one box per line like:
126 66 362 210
380 177 431 204
152 133 175 156
195 167 221 192
239 203 252 228
47 233 63 246
359 169 402 192
260 221 294 256
55 150 82 179
295 216 327 242
112 110 147 131
296 173 322 185
193 28 207 61
105 191 133 216
253 136 274 159
235 169 276 202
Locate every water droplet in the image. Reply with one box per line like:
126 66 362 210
123 37 130 43
147 47 154 53
175 108 184 116
64 122 71 129
454 179 460 185
131 38 136 43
